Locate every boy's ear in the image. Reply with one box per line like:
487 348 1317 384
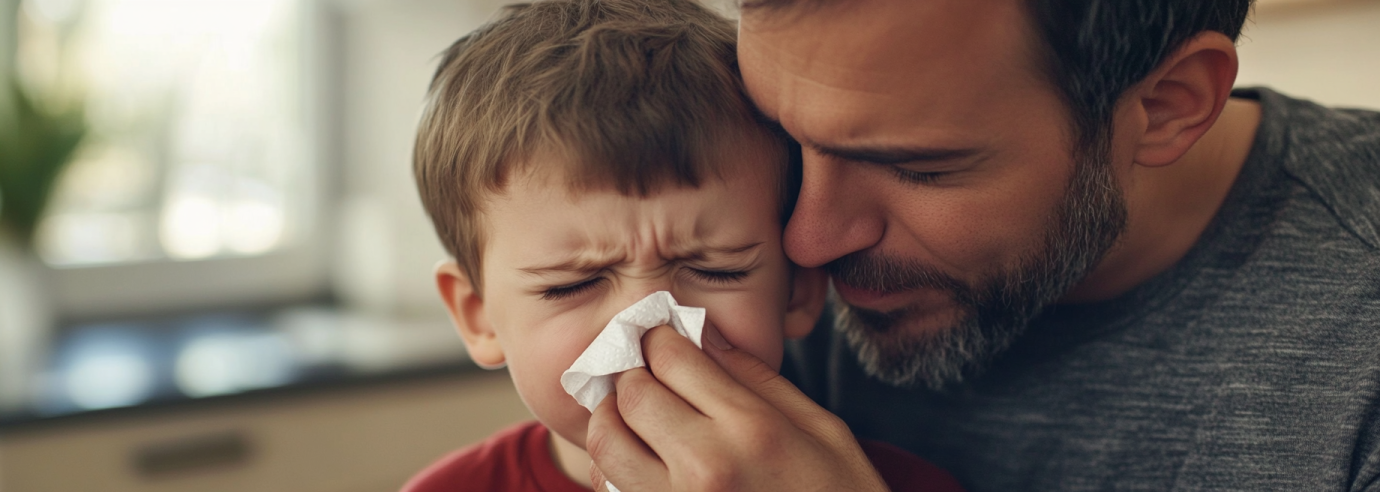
1130 30 1240 168
783 266 828 340
435 260 506 369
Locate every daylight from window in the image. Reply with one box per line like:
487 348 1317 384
17 0 307 266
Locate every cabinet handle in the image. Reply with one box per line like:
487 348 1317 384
133 430 252 478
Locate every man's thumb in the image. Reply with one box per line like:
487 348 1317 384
590 464 609 492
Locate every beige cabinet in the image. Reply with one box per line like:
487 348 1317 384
0 371 530 492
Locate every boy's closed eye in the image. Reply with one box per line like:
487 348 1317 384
540 277 608 301
683 267 750 284
537 266 754 301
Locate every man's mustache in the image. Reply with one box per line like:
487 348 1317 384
825 252 968 296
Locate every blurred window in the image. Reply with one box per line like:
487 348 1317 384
17 0 312 266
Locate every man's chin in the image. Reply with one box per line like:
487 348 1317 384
841 300 962 338
833 293 1026 390
831 281 958 318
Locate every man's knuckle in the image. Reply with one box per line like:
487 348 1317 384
615 375 650 413
642 325 678 351
584 421 613 460
645 340 692 377
683 455 737 492
813 412 854 441
738 357 778 385
744 424 787 456
717 414 781 456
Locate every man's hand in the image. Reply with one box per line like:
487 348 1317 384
585 325 890 492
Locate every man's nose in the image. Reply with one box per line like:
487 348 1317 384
783 154 884 268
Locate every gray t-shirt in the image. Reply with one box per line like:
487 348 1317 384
783 88 1380 491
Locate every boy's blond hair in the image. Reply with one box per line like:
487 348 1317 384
414 0 784 292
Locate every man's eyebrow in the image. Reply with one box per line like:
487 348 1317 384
808 142 980 165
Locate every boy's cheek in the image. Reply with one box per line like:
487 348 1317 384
501 277 790 445
701 291 790 370
507 363 594 448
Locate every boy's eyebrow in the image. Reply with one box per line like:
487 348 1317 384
680 241 765 261
806 140 980 166
518 241 765 276
518 256 615 276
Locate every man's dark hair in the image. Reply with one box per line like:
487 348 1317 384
1027 0 1254 150
742 0 1255 151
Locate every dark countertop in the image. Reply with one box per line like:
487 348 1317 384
0 306 477 433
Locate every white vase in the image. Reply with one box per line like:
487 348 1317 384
0 228 54 415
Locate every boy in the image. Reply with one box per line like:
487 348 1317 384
404 0 964 491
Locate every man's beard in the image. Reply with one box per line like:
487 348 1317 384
828 140 1127 390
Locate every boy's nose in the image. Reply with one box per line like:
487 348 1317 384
614 276 680 309
598 282 680 337
619 284 673 306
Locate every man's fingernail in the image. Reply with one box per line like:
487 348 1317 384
705 324 733 350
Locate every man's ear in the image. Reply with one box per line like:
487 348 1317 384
1130 31 1240 167
783 266 828 340
435 260 506 369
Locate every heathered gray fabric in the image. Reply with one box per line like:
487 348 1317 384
783 88 1380 491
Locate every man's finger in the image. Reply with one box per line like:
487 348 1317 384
640 325 778 418
589 464 604 492
705 343 848 437
589 465 613 492
586 389 669 491
613 365 723 463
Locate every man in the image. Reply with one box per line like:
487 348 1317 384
586 0 1380 490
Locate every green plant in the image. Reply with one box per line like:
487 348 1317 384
0 79 85 247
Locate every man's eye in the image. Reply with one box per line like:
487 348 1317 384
892 168 944 185
687 268 750 284
541 278 605 301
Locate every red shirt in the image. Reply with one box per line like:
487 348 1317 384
402 420 965 492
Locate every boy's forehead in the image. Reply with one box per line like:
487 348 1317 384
500 135 786 202
494 154 777 213
483 152 784 265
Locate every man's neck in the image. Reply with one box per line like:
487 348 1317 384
1061 97 1263 303
550 430 593 489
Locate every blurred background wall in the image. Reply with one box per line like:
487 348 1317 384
0 0 1377 491
309 0 1380 324
1237 0 1380 109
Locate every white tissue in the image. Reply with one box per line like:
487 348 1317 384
560 291 705 413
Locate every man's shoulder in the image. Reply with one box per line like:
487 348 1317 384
1202 89 1380 335
1253 88 1380 249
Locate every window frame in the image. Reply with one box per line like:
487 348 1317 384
37 0 340 321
